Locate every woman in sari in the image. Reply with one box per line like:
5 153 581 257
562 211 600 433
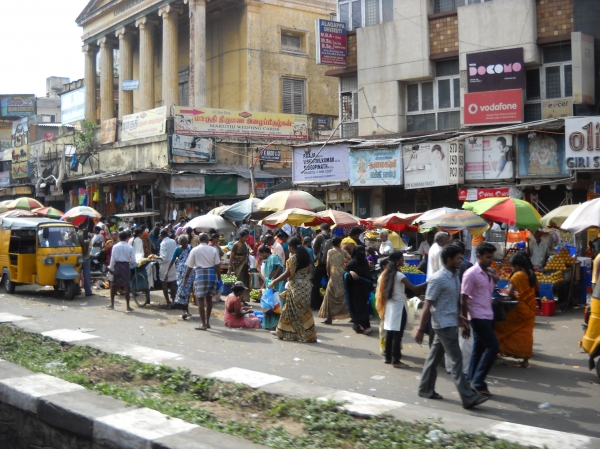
345 246 374 335
228 230 250 302
318 237 350 324
165 235 194 320
495 252 538 368
268 237 317 342
259 245 284 330
224 282 261 329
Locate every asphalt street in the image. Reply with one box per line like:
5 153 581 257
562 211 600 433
1 285 598 439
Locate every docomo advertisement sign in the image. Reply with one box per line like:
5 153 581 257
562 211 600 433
315 19 347 66
565 117 600 170
458 188 510 201
464 89 523 126
466 48 525 93
60 87 86 124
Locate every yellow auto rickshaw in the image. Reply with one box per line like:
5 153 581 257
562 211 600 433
0 217 83 300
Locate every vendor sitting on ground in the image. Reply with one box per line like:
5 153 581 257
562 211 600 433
224 281 261 329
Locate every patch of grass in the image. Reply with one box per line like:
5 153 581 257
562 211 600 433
0 325 532 449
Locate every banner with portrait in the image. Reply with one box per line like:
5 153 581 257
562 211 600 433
517 132 568 178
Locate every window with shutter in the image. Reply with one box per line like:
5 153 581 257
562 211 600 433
282 78 305 114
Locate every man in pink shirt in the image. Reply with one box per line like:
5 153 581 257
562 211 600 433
461 242 499 398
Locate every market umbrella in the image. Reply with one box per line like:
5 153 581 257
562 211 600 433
6 197 44 211
60 206 101 227
208 205 231 215
411 207 458 225
257 190 325 212
186 214 237 234
419 210 489 235
32 206 64 219
222 198 270 222
316 209 361 229
363 212 422 233
560 198 600 233
262 208 326 229
463 198 542 230
0 209 35 218
539 204 580 229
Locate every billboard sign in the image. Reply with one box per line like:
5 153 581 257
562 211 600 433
293 144 350 182
315 19 347 66
0 126 11 151
170 175 205 196
122 80 140 91
541 98 572 119
11 145 28 179
464 134 514 180
0 172 9 186
565 117 600 170
60 87 86 124
466 47 525 93
349 147 403 186
259 149 281 162
464 89 523 126
402 142 463 190
121 106 166 141
458 187 511 201
572 32 595 105
100 118 117 144
173 106 308 140
0 95 36 118
171 135 216 163
517 132 568 177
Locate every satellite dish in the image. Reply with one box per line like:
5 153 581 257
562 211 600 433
43 132 54 141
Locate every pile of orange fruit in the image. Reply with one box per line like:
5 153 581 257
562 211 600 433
544 248 576 272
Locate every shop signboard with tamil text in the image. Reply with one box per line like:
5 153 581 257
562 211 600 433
315 19 347 66
349 147 402 186
466 48 524 93
121 106 166 141
541 98 572 119
60 88 85 124
464 134 514 181
517 132 568 177
170 175 205 196
464 89 523 126
171 135 216 164
0 95 36 118
565 117 600 170
402 142 463 190
173 106 308 140
292 144 350 182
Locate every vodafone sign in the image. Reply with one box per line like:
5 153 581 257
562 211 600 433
464 89 523 126
458 188 510 201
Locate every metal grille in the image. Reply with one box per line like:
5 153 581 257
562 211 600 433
365 0 380 26
564 65 572 97
341 75 358 92
438 79 451 109
352 1 362 29
524 103 542 122
435 59 459 77
342 122 359 138
434 0 457 14
282 78 305 114
543 44 572 64
525 69 540 101
438 111 460 130
545 66 562 99
406 113 436 132
341 93 355 120
281 34 301 52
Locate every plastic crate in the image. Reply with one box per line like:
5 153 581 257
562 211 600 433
405 259 420 266
537 300 556 317
538 282 554 300
405 273 427 285
222 283 233 295
496 280 509 290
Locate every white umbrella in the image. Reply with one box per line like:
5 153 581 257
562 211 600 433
186 214 237 234
560 198 600 233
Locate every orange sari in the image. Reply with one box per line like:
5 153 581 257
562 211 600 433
494 271 537 359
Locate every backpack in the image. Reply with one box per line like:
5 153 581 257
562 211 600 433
318 234 333 265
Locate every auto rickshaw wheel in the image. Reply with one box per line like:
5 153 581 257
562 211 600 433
64 281 76 301
3 273 15 294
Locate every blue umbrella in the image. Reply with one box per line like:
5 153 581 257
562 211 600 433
222 198 270 222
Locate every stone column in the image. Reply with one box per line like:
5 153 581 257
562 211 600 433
82 44 98 122
187 0 207 107
245 1 262 111
97 36 116 121
136 16 158 111
115 27 136 119
159 4 183 111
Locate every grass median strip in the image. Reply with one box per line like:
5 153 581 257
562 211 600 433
0 325 530 449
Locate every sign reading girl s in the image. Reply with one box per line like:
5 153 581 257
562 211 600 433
565 117 600 169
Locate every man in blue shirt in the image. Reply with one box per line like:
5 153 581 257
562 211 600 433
415 244 487 409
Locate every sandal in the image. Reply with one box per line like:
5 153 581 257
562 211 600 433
321 319 333 324
392 361 411 369
182 313 191 320
363 328 373 336
429 392 444 400
195 326 208 331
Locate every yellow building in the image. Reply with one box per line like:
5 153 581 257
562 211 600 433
76 0 339 121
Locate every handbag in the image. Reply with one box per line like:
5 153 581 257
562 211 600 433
492 300 507 321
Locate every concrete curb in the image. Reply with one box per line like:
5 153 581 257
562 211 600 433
5 316 600 449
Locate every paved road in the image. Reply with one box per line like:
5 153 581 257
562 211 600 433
1 285 599 439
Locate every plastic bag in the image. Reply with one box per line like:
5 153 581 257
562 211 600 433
260 288 281 314
405 297 419 331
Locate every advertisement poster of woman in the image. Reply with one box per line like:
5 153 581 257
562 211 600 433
464 134 514 180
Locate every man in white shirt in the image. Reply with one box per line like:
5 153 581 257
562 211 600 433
108 231 137 311
529 230 549 269
128 228 145 263
417 232 434 260
159 230 177 306
183 233 221 330
379 230 394 256
427 232 450 278
265 234 285 265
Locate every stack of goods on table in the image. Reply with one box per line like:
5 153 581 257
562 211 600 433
537 247 577 285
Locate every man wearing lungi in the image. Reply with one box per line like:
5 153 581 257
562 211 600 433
183 233 221 331
108 231 137 311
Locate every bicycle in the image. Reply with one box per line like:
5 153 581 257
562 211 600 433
130 261 153 307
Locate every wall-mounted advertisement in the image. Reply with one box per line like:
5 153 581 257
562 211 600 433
60 87 85 124
171 135 216 164
565 117 600 170
11 145 28 179
170 175 205 196
464 134 514 180
0 172 9 186
315 19 347 66
0 127 11 151
293 144 350 182
0 95 36 118
541 98 572 119
349 147 402 186
464 89 523 126
517 132 568 178
402 142 464 190
100 118 117 144
11 117 28 147
174 106 308 140
466 47 525 93
121 106 166 141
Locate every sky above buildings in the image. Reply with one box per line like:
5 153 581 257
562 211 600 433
0 0 89 96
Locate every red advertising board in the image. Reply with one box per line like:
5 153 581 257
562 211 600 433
464 89 523 126
458 188 511 201
315 19 347 66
